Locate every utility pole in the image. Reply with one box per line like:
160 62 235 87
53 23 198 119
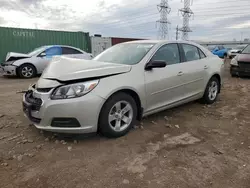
157 0 171 40
179 0 194 40
176 25 179 40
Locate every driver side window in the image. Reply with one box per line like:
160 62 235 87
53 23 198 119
151 44 180 65
40 46 62 57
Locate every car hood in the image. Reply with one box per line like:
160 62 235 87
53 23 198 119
236 54 250 62
5 52 30 61
41 56 132 82
230 49 241 53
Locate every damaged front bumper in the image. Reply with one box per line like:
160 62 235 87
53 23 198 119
22 85 105 134
2 65 17 76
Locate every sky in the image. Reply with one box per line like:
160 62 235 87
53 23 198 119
0 0 250 41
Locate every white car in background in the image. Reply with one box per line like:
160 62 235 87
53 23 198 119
228 45 247 59
1 45 93 78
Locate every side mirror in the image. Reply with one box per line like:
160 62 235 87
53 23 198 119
145 60 167 71
40 52 46 57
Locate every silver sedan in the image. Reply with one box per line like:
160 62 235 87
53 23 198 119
22 40 224 138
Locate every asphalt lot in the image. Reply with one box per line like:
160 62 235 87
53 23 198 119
0 59 250 188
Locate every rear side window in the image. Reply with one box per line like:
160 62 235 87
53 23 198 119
198 49 206 59
62 47 82 55
44 46 62 57
151 43 180 65
182 44 200 62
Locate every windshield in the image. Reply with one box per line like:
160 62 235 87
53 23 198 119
241 45 250 54
28 46 47 56
93 43 155 65
236 45 246 50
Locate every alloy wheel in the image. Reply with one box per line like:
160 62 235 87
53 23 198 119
108 101 133 132
21 66 33 78
208 81 218 101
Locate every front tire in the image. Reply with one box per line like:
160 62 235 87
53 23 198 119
18 64 36 78
99 93 137 138
230 68 238 77
201 77 219 104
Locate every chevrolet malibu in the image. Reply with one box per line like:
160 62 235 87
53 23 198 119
22 40 224 138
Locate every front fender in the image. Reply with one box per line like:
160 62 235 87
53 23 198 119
12 58 33 67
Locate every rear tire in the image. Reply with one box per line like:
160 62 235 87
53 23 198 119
98 93 137 138
201 77 220 104
18 64 36 78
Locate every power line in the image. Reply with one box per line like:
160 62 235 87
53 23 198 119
85 0 249 24
192 0 249 6
95 7 250 31
85 0 250 26
96 10 250 33
195 11 250 17
93 14 159 32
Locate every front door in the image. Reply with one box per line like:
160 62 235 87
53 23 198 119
144 43 186 113
35 46 62 73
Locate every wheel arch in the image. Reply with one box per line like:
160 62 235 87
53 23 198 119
99 88 143 122
16 63 37 76
210 73 221 93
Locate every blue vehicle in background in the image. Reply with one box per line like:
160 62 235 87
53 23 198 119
208 45 228 59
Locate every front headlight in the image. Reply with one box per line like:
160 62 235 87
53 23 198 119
230 58 238 66
51 80 99 100
4 60 15 65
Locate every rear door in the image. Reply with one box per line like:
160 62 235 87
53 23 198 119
144 43 186 112
178 43 208 97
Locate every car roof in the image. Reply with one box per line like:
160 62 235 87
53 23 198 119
125 40 204 46
41 45 85 52
45 45 80 48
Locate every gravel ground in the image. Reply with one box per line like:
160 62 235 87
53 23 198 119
0 59 250 188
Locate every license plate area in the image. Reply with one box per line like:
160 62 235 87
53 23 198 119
23 92 41 124
23 101 31 116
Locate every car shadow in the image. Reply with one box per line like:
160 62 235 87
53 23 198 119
0 75 19 79
0 74 41 79
42 130 107 143
236 76 250 79
39 100 201 142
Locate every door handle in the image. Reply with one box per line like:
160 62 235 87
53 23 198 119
177 71 184 76
204 65 208 69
